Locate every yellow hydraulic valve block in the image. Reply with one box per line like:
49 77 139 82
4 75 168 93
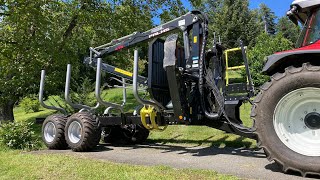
140 106 167 131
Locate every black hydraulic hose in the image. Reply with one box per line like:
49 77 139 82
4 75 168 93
195 11 219 120
191 11 256 134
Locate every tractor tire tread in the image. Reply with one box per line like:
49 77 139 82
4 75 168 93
251 63 320 177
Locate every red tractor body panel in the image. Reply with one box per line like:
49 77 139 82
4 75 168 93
276 40 320 54
262 46 320 75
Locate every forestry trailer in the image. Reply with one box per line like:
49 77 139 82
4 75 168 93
39 0 320 176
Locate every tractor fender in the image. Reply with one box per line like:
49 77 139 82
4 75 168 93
262 50 320 75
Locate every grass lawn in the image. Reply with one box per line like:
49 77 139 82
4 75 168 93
0 87 256 179
148 103 255 148
0 150 238 180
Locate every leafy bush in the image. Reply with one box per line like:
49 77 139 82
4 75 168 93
0 121 40 150
72 77 96 107
245 33 293 87
20 97 41 113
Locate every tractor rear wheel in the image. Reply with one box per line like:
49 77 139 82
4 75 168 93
252 63 320 176
42 114 68 149
65 112 101 152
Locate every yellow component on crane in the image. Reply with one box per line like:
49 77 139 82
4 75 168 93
140 106 167 131
224 47 248 85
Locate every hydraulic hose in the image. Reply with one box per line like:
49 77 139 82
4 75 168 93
194 11 220 120
193 11 256 133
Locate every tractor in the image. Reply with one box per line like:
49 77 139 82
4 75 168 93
39 0 320 177
251 0 320 176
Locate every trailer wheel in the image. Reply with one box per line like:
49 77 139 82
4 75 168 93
122 124 149 144
252 63 320 176
65 112 101 152
42 114 68 150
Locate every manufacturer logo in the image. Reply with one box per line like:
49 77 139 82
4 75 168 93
151 26 163 33
149 28 170 38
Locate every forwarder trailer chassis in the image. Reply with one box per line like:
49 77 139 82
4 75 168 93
40 10 255 149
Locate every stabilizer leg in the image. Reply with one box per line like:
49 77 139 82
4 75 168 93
163 34 183 121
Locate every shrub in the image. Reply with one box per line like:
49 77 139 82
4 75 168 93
244 33 293 87
20 97 41 113
0 121 40 150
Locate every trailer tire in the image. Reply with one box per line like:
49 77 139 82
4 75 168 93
42 114 68 150
65 112 101 152
122 124 149 144
251 63 320 177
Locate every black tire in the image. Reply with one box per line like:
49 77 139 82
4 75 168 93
251 63 320 177
102 126 123 144
42 114 68 150
65 112 101 152
122 124 150 144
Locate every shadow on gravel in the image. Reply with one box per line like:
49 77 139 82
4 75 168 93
147 135 255 148
100 141 265 159
90 145 114 152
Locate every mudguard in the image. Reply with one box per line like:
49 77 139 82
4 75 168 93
262 49 320 75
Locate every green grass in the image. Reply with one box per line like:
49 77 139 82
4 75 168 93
148 103 255 148
227 70 242 79
227 69 246 84
100 87 144 112
0 150 238 180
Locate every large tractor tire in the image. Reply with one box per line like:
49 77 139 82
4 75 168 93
65 112 101 152
42 114 68 150
252 63 320 176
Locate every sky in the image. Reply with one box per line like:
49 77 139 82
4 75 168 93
153 0 294 25
249 0 293 17
181 0 293 17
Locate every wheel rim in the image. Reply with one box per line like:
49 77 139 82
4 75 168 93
68 121 82 144
274 87 320 156
44 122 56 143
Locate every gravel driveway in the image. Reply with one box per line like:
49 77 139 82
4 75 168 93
32 143 320 180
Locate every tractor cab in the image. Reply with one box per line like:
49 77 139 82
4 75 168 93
262 0 320 75
288 0 320 47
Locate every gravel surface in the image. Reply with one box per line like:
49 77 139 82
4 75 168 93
33 144 319 180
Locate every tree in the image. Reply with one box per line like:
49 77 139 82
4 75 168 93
0 0 152 122
0 0 189 122
159 0 188 23
0 0 70 122
247 33 293 87
277 16 301 44
206 0 261 48
259 3 277 35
